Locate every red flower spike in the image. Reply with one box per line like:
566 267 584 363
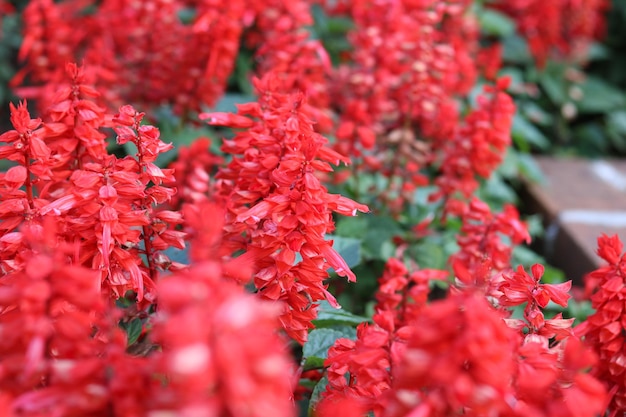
577 234 626 416
451 198 530 293
320 258 447 416
149 201 295 417
384 293 518 417
0 219 150 415
492 0 608 67
209 74 367 343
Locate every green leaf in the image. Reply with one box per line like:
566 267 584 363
512 245 545 266
566 300 595 323
501 35 532 64
539 64 568 105
412 240 446 270
586 42 609 61
335 216 369 239
308 375 329 416
606 110 626 152
126 318 143 346
573 122 610 155
478 173 518 206
578 76 625 114
525 214 545 238
478 9 516 37
314 301 369 328
512 114 550 151
177 7 196 24
302 327 357 370
607 110 626 134
498 149 519 179
213 93 256 113
521 101 554 126
362 215 402 260
330 236 362 268
516 153 545 182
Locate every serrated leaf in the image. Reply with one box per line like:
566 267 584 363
314 301 368 327
303 327 357 370
126 318 143 346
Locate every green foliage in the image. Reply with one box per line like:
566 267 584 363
302 327 357 370
313 300 369 328
308 375 329 416
123 318 144 346
477 9 516 37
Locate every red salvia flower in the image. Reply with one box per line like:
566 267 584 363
0 219 151 416
433 78 516 213
384 292 519 417
493 0 608 66
513 335 606 417
0 100 52 276
168 137 224 208
40 105 183 302
451 198 530 294
148 201 295 417
319 258 447 416
498 264 572 333
40 62 109 171
576 234 626 416
203 75 368 343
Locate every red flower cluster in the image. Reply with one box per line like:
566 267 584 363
451 198 530 292
577 234 626 416
493 0 608 66
168 137 224 208
13 0 268 118
491 264 605 417
384 293 518 417
0 217 166 416
498 264 573 337
0 2 616 416
40 100 183 302
148 202 296 417
203 74 368 343
0 200 296 416
433 78 516 212
318 258 447 416
249 0 333 130
318 0 517 213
